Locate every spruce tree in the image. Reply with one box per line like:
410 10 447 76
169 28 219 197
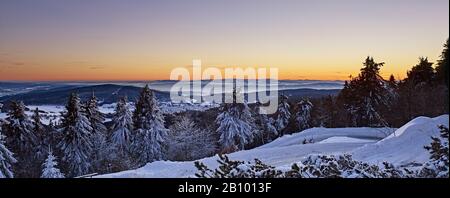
109 96 133 170
131 85 168 166
216 89 255 152
436 39 449 87
337 57 392 127
296 99 313 131
85 93 108 172
41 148 65 178
0 121 17 178
406 57 435 86
273 95 291 135
32 108 48 162
4 101 37 177
253 102 278 145
58 93 93 177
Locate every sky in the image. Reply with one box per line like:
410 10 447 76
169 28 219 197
0 0 448 81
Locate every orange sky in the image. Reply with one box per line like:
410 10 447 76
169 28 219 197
0 0 449 81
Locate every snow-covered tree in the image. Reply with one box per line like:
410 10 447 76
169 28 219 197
111 96 133 154
109 96 133 171
32 108 48 162
84 93 109 172
273 95 291 135
58 93 93 177
41 148 65 178
216 89 255 152
253 102 278 145
0 122 17 178
131 85 168 166
4 101 37 177
296 99 313 131
168 116 216 161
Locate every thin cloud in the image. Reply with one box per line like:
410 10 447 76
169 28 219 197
89 65 106 70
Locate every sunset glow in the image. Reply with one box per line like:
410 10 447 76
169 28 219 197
0 0 448 81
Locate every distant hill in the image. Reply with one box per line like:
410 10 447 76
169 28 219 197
0 84 170 105
0 83 340 107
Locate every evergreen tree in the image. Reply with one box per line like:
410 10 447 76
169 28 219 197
388 74 398 89
131 85 168 166
436 39 449 87
84 93 109 172
58 93 93 177
273 95 291 135
253 102 278 145
41 148 65 178
295 99 313 131
337 57 392 127
32 108 48 162
216 88 255 152
406 57 435 86
4 101 37 177
315 96 340 128
0 121 17 178
109 96 133 171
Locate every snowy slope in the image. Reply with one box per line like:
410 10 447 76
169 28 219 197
98 115 448 178
98 127 395 178
352 115 449 166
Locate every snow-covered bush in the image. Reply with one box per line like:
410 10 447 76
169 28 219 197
194 154 415 178
195 154 283 178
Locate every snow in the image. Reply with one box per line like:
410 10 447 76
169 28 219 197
259 127 394 148
352 115 449 166
318 136 376 144
98 115 448 178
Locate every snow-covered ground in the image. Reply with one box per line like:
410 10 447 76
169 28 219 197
97 115 449 178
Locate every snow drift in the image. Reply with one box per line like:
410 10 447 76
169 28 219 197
352 115 449 166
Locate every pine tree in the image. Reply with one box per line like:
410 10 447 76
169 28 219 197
0 121 17 178
109 96 133 171
131 85 168 166
84 93 109 172
216 89 255 152
296 99 313 131
273 95 291 135
4 101 37 177
41 148 65 178
58 93 93 177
